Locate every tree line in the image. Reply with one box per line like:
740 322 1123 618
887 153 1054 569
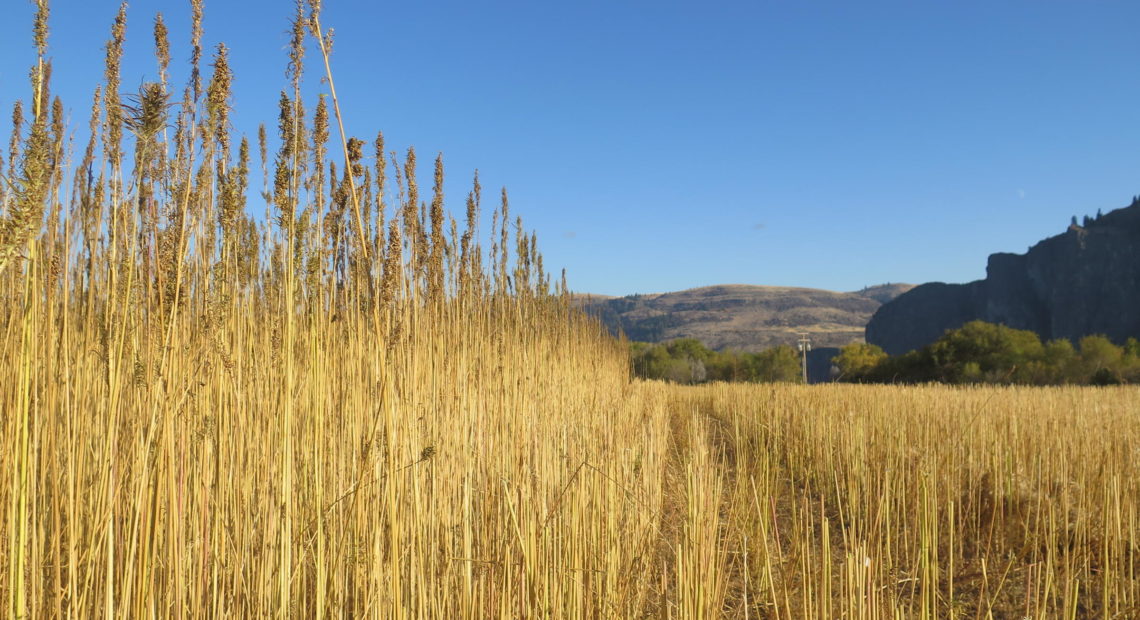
630 339 802 383
630 321 1140 385
834 321 1140 385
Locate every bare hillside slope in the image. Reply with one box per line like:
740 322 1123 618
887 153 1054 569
579 283 913 350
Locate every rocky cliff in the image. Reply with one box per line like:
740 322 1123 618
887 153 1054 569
867 202 1140 355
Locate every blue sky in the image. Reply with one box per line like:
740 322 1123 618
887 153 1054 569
3 1 1140 296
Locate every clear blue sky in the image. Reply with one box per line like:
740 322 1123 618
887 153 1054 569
4 1 1140 296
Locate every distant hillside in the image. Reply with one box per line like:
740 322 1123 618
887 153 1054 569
578 283 914 351
867 200 1140 355
851 283 915 304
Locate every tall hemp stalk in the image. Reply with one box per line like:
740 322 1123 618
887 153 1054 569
2 1 1138 619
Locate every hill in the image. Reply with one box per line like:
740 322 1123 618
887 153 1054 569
578 283 914 351
867 200 1140 355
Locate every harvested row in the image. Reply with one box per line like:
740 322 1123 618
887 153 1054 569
664 383 1140 618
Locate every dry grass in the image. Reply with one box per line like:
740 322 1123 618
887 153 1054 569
665 383 1140 618
2 2 1139 618
0 2 663 616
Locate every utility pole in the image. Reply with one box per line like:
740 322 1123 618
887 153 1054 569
797 333 811 384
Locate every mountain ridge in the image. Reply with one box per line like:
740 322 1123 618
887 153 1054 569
577 282 914 351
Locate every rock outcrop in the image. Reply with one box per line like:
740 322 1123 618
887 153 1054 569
867 202 1140 355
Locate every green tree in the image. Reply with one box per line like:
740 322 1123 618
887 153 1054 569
927 321 1044 383
630 339 713 384
747 346 802 383
1025 338 1079 384
1122 338 1140 383
632 343 672 380
665 338 712 364
705 349 746 382
1079 335 1124 384
832 342 887 381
